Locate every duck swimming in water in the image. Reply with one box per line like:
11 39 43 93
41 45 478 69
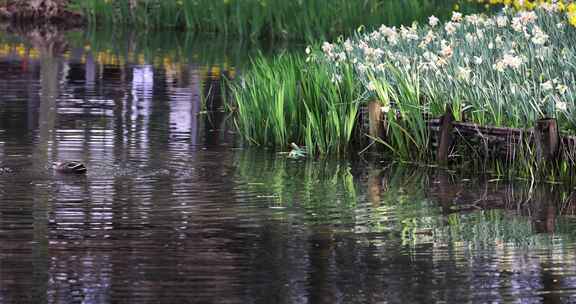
0 167 13 174
54 161 87 174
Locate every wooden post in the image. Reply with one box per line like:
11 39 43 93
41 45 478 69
368 100 387 142
437 106 454 164
535 118 560 162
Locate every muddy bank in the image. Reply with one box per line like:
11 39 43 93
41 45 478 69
0 0 84 28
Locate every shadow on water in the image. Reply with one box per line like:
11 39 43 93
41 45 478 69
0 26 576 303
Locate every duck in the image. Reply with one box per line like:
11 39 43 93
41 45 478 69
54 160 87 174
0 167 13 174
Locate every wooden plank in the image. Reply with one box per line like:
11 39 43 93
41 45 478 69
423 114 575 164
428 119 527 138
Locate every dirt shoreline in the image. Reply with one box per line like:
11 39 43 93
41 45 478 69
0 1 85 29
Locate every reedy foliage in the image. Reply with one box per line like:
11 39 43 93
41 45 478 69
229 54 363 155
368 67 431 160
71 0 487 41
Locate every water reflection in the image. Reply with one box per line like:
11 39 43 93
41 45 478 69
233 158 576 303
1 30 576 303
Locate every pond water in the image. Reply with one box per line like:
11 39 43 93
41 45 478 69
2 22 576 303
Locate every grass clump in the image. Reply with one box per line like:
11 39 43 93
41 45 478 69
229 53 364 156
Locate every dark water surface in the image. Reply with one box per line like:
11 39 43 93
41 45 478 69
2 29 576 304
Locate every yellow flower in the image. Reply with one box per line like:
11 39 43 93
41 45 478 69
568 3 576 26
569 13 576 26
